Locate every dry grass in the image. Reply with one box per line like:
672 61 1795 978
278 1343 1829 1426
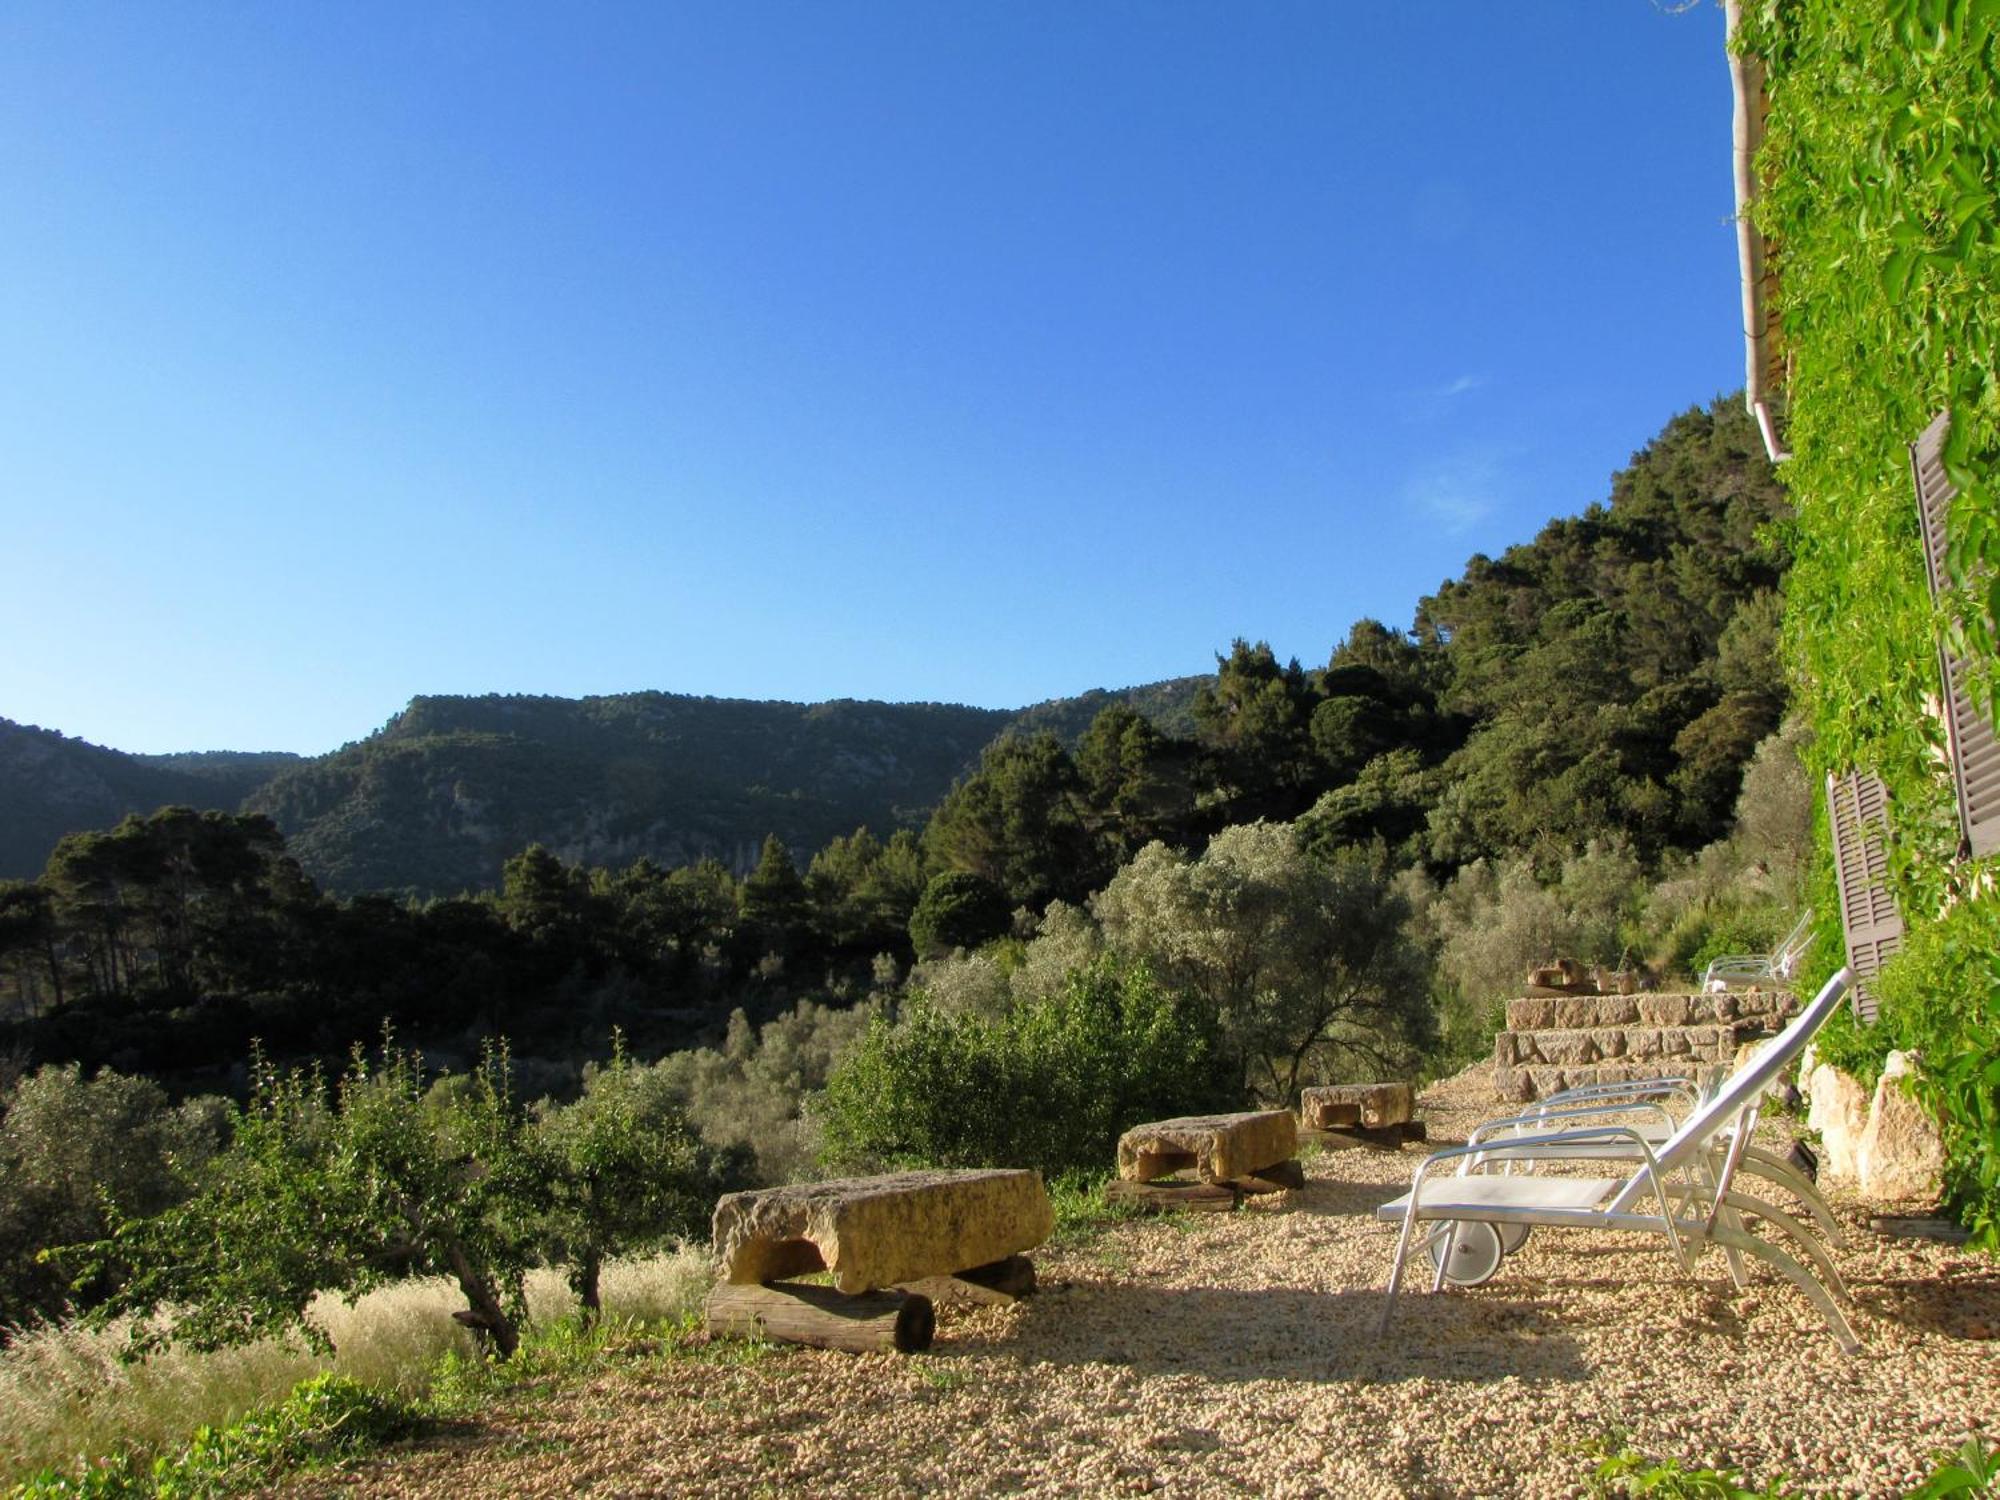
0 1244 714 1487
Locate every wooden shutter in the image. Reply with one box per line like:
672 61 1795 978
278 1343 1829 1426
1912 412 2000 857
1827 770 1903 1023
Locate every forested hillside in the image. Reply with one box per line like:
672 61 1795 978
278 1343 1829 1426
0 721 299 880
242 693 1014 895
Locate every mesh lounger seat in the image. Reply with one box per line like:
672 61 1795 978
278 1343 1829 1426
1376 969 1859 1353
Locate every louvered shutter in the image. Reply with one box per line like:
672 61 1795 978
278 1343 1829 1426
1912 412 2000 857
1827 770 1903 1023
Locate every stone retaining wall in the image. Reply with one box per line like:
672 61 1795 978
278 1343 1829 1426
1493 989 1795 1102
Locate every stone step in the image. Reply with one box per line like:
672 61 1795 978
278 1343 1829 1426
1495 1022 1766 1070
1504 989 1794 1033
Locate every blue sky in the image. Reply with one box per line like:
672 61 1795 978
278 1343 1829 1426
1 2 1742 755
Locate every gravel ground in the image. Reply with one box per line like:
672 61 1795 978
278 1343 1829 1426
290 1066 1999 1498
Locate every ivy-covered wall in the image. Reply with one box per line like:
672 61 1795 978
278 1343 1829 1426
1740 0 2000 1244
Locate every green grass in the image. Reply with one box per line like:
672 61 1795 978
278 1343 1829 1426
0 1246 715 1494
1044 1170 1145 1249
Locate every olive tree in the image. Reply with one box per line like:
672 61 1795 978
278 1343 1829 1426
1091 822 1433 1103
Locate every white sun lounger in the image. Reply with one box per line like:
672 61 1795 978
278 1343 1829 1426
1376 969 1859 1352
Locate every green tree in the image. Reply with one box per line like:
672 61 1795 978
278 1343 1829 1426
908 871 1011 958
1092 823 1433 1103
739 834 806 940
532 1035 710 1320
1075 704 1196 857
924 734 1101 908
1193 640 1321 822
0 879 63 1017
80 1039 541 1358
0 1064 225 1328
498 843 588 948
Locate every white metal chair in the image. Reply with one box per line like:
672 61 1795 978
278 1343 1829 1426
1702 908 1815 991
1472 1061 1842 1248
1376 969 1859 1352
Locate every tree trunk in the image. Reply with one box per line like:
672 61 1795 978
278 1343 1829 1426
705 1282 934 1353
445 1242 520 1358
574 1249 603 1326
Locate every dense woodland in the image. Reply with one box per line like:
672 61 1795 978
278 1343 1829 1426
0 395 1815 1339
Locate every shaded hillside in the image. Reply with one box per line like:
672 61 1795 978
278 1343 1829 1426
246 693 1017 895
1000 676 1207 744
0 720 299 879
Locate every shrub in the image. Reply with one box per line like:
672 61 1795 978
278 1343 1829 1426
818 955 1235 1177
1812 898 2000 1250
0 1067 226 1332
908 872 1011 958
651 998 877 1184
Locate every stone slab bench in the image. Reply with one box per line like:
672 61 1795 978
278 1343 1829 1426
1117 1110 1297 1184
712 1168 1053 1295
1300 1083 1414 1130
1111 1111 1301 1212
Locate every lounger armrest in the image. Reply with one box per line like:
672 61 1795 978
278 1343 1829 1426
1472 1098 1677 1145
1417 1124 1664 1177
1534 1080 1701 1117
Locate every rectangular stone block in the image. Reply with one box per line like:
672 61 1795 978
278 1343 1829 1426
1301 1083 1413 1130
1506 998 1556 1030
1118 1111 1297 1183
1624 1027 1663 1061
1493 1063 1532 1103
713 1169 1053 1294
1536 1030 1600 1066
1639 995 1693 1026
1596 1029 1628 1059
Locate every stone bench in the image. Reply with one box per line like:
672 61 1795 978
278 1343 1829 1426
1297 1083 1426 1150
1108 1111 1301 1211
707 1168 1053 1353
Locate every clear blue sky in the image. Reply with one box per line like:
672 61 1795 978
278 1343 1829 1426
1 2 1742 756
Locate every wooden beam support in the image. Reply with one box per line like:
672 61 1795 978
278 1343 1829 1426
705 1281 935 1354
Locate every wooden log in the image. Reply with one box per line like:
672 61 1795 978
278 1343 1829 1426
897 1254 1038 1307
1868 1216 1971 1244
1103 1178 1240 1213
1301 1122 1424 1152
1227 1158 1305 1194
705 1281 935 1354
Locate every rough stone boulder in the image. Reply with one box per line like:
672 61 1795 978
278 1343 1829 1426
1300 1083 1414 1130
1117 1111 1297 1183
1804 1060 1870 1182
1857 1052 1947 1202
713 1169 1053 1294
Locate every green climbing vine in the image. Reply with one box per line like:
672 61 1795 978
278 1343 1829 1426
1739 0 2000 1245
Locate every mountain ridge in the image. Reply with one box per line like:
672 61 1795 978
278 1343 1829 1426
0 678 1209 889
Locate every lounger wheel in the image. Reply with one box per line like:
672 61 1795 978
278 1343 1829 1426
1427 1221 1504 1287
1496 1222 1530 1255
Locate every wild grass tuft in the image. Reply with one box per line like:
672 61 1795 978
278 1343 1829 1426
0 1244 714 1491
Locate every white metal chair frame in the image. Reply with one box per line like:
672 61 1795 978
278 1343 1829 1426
1702 908 1816 991
1469 1080 1843 1248
1376 969 1859 1353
